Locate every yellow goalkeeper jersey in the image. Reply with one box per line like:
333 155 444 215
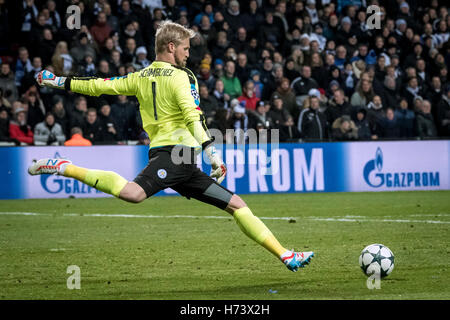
68 61 212 149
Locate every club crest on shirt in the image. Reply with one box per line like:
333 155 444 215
157 169 167 179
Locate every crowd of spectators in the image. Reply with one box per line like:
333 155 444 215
0 0 449 146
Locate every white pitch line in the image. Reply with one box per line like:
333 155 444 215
309 217 450 224
0 211 295 221
0 212 449 224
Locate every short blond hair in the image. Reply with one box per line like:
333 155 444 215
155 20 196 54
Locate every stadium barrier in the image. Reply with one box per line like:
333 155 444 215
1 140 449 199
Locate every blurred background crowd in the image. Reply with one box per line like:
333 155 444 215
0 0 449 146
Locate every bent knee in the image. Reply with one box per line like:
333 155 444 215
119 182 147 203
225 194 247 214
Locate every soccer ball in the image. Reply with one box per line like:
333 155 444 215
359 244 395 278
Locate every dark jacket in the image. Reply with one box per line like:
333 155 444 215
415 111 438 138
297 107 327 141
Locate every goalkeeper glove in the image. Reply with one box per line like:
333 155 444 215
205 144 226 184
36 70 66 89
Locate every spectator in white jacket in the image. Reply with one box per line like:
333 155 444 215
33 112 65 145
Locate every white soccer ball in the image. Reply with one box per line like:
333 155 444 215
359 244 395 278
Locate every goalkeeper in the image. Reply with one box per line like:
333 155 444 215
29 21 313 272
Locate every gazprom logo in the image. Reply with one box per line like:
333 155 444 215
363 147 440 188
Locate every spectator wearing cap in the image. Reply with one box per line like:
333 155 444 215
310 22 327 52
223 0 242 32
33 112 65 145
397 2 416 31
221 60 242 100
64 127 92 146
132 46 150 70
238 80 260 112
415 100 438 138
335 16 355 46
395 98 415 138
249 69 263 99
249 100 273 131
325 88 352 127
9 107 33 145
230 99 249 144
435 84 450 137
197 59 215 92
297 95 327 141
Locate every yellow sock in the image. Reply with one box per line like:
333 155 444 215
63 164 128 197
233 207 287 258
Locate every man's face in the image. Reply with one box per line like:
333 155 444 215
87 111 97 124
310 97 319 110
302 66 311 78
174 37 190 68
334 90 344 104
1 64 10 75
77 100 87 112
225 61 235 75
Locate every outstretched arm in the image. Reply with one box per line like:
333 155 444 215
36 70 138 96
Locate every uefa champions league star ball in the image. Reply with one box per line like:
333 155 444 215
359 244 395 278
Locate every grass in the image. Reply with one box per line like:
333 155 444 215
0 191 449 300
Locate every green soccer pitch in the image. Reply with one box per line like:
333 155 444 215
0 191 449 300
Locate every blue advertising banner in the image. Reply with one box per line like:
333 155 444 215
0 141 449 199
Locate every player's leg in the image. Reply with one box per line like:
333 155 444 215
173 171 314 272
28 158 146 203
225 194 314 271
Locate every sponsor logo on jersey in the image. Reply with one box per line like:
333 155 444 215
190 84 200 106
